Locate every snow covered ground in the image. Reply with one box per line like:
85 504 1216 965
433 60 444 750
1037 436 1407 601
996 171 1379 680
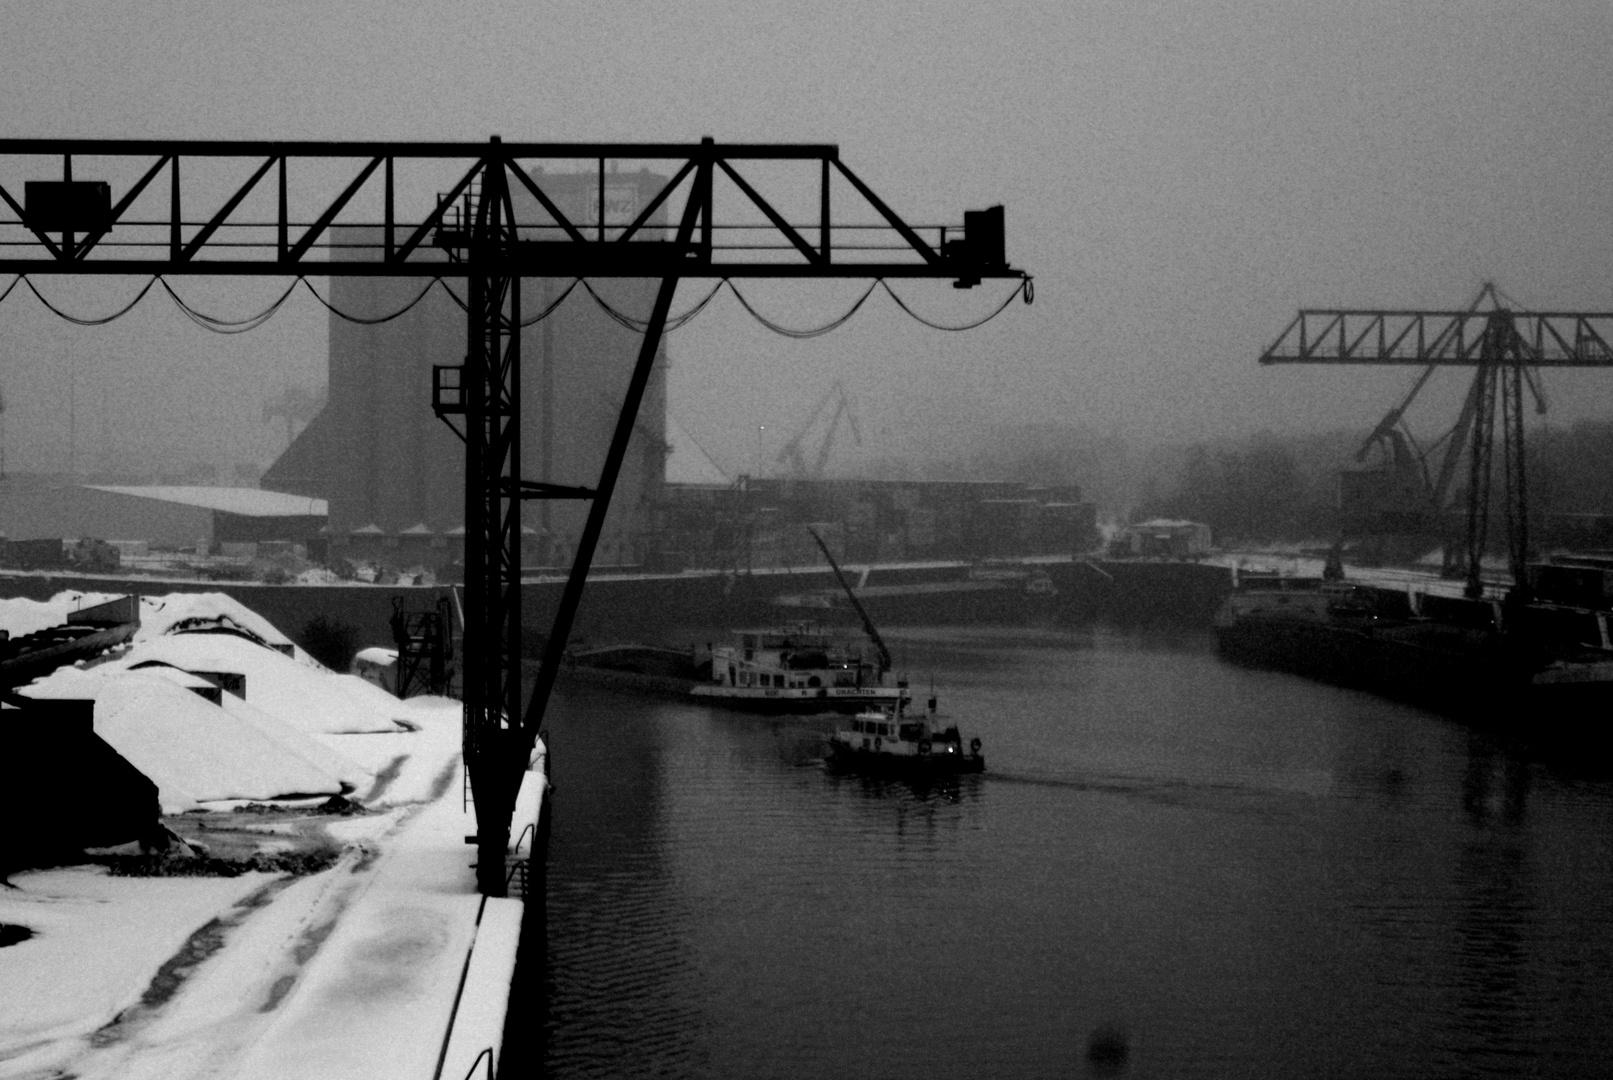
23 666 356 811
0 592 544 1080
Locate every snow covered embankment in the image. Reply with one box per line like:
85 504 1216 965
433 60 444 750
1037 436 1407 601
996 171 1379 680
0 590 545 1080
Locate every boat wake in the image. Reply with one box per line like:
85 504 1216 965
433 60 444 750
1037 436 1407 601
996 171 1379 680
985 766 1314 813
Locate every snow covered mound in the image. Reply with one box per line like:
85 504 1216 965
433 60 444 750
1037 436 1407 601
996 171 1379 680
0 591 319 665
125 664 370 790
20 667 346 813
213 687 371 788
134 592 298 650
99 633 410 735
0 594 103 638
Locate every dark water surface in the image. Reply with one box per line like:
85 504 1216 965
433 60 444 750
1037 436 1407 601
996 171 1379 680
536 623 1613 1079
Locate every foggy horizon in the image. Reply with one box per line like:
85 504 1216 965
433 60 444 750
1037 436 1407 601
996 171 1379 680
1 1 1609 489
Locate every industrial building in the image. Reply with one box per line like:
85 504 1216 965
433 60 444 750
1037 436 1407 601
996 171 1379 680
651 477 1098 570
265 167 669 575
1111 518 1214 559
0 475 325 556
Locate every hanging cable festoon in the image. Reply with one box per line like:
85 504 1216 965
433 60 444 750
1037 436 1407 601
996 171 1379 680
4 271 1030 337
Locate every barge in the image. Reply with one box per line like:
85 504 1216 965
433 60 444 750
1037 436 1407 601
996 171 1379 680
1213 569 1613 729
562 624 913 715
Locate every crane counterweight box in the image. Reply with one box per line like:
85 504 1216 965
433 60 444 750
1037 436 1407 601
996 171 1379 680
943 205 1005 286
963 205 1005 269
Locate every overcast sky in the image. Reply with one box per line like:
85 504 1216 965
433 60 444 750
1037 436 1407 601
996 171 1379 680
0 0 1610 478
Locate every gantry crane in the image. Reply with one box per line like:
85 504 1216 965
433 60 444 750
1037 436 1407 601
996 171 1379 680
1261 284 1613 600
0 138 1029 894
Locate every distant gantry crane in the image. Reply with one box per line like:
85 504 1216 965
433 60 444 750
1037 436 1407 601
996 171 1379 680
0 138 1029 894
1260 284 1613 599
261 383 323 454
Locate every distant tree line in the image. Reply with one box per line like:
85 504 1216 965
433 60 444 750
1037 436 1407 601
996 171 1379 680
1132 434 1338 542
1530 421 1613 519
1133 421 1613 545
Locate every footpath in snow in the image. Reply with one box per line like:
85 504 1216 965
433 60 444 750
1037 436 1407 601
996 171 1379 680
0 590 545 1080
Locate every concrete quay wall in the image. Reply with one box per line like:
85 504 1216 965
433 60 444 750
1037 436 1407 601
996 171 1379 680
0 558 1238 663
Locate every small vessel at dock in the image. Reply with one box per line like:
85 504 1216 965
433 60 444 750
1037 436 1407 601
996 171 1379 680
826 696 985 775
562 626 912 714
563 528 944 717
692 622 910 713
694 528 916 713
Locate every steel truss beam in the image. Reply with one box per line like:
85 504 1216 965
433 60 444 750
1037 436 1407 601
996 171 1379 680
1261 310 1613 367
0 137 1027 897
0 138 1023 283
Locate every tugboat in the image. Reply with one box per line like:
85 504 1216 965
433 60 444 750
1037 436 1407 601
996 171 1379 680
826 694 985 775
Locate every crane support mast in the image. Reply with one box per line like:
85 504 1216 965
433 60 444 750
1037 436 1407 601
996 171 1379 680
1500 343 1529 590
0 137 1028 895
458 161 526 870
1262 295 1613 601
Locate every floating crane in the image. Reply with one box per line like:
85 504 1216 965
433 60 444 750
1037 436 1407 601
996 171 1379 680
1261 283 1613 599
775 380 861 479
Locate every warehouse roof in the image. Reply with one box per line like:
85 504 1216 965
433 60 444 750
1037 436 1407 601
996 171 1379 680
86 486 327 518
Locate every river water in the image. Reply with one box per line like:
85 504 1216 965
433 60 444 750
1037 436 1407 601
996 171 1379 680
534 622 1613 1079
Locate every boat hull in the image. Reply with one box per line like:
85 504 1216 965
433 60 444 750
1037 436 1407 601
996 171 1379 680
824 740 985 775
692 684 908 715
1214 618 1499 703
558 656 911 715
1214 611 1613 735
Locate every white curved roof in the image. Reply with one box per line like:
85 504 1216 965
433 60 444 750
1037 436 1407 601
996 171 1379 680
86 486 327 518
